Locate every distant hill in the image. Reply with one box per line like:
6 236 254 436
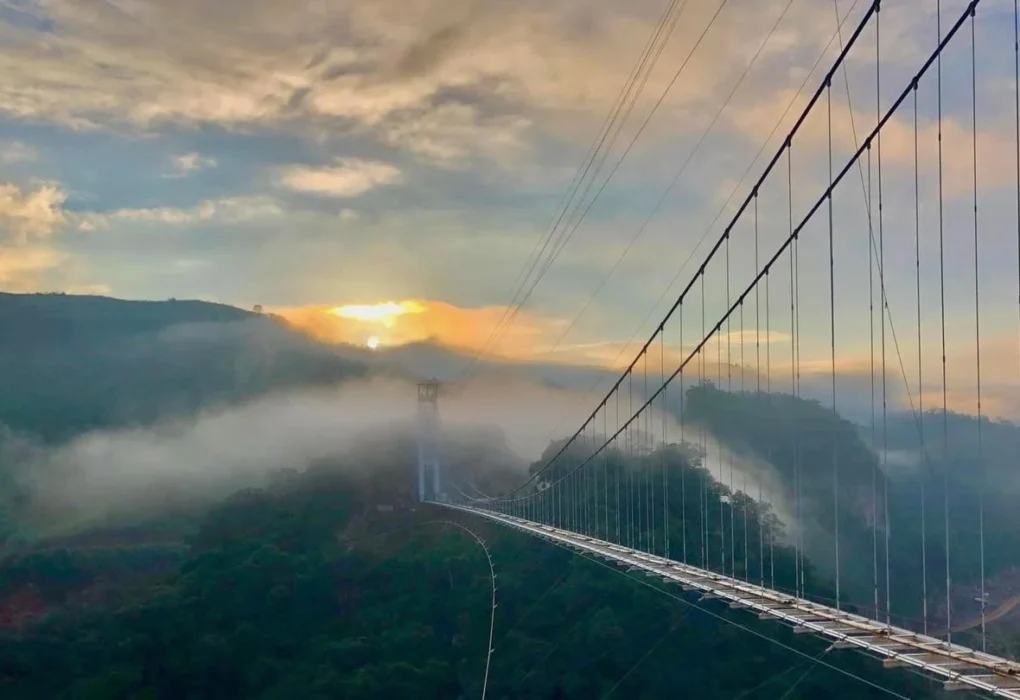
0 293 364 442
0 293 252 349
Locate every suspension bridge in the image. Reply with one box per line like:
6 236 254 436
416 0 1020 696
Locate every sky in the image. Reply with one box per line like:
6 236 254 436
0 0 1018 417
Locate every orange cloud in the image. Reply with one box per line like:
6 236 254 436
273 299 795 375
273 299 577 364
0 181 67 243
0 245 64 291
272 300 1020 421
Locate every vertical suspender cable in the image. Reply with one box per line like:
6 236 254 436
828 79 841 611
587 422 592 533
869 137 880 622
558 439 564 528
623 375 628 545
794 209 804 599
582 424 587 533
590 421 595 535
662 330 669 560
913 78 929 637
641 352 648 552
756 193 765 588
1015 0 1020 417
937 0 953 647
590 419 595 535
787 144 803 600
969 6 986 652
647 349 654 553
617 388 622 544
701 272 709 568
567 438 573 531
579 425 585 532
1012 0 1020 646
717 306 726 574
589 417 595 534
575 430 583 534
877 2 892 628
600 404 606 538
680 305 688 564
741 297 748 581
624 373 632 555
727 234 736 575
624 376 629 545
766 247 775 590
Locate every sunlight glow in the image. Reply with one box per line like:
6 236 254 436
329 301 425 328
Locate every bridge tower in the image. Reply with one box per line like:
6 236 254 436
416 380 444 502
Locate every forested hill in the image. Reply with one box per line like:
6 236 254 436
0 292 251 346
0 466 936 699
683 382 1020 647
0 293 363 442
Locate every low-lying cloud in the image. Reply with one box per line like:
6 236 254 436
4 373 614 536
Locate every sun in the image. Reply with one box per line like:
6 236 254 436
366 336 380 350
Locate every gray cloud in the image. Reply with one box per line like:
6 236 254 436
0 0 883 168
393 23 467 79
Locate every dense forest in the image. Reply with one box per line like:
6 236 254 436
0 466 938 699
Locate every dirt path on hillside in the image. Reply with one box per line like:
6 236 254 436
949 592 1020 635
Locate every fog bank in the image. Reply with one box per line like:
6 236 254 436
4 374 614 534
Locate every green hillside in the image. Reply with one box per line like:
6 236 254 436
0 465 936 700
0 293 363 442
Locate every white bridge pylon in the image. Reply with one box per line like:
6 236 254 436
436 503 1020 698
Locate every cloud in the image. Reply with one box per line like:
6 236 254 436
0 140 36 164
80 195 284 228
377 102 532 166
274 298 569 361
0 0 881 169
552 328 793 372
9 379 424 531
0 181 67 243
392 22 467 79
0 181 71 290
731 87 1017 196
278 158 403 197
0 180 111 293
0 245 65 291
9 373 610 532
172 257 212 271
165 152 217 177
271 298 804 375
